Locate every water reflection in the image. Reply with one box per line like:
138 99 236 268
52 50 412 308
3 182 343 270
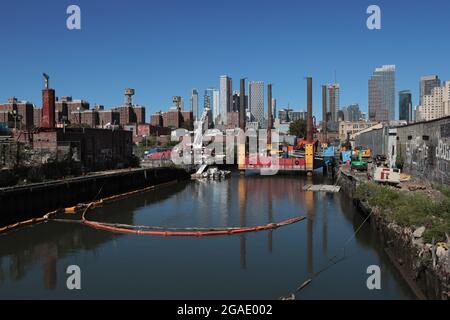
238 177 247 270
0 182 189 292
0 174 414 299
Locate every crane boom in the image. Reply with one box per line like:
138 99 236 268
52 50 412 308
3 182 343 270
193 107 209 149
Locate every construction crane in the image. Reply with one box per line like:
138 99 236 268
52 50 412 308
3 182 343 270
192 107 210 170
193 107 209 150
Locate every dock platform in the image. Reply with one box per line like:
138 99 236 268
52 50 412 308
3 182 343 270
303 184 341 193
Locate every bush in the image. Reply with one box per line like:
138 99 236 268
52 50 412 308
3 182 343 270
356 182 450 242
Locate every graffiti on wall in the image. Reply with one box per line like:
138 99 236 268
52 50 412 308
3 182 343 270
406 137 430 173
436 138 450 179
436 139 450 161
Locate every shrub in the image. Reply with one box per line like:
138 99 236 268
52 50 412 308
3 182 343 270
356 182 450 242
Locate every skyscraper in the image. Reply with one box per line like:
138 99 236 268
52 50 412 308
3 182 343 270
248 81 265 128
232 90 240 112
325 83 340 122
420 75 440 105
368 65 396 122
219 75 232 125
190 89 198 120
212 89 219 125
203 88 214 126
399 90 412 122
341 103 362 122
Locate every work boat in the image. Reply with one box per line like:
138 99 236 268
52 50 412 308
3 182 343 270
201 167 231 180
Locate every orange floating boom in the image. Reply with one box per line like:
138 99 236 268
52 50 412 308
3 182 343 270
82 217 305 237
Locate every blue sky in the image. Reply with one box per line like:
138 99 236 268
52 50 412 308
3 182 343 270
1 0 449 120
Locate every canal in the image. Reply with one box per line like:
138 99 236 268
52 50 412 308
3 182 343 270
0 173 414 299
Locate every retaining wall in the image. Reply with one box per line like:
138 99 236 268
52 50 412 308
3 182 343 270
0 167 190 227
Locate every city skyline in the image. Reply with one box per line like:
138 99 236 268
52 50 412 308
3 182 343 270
1 0 450 120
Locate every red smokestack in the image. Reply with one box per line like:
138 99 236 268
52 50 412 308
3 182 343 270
42 88 55 128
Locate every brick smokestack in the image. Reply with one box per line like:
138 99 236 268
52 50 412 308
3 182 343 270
239 78 246 130
306 77 313 143
42 88 56 128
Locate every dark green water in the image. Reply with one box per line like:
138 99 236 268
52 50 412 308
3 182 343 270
0 173 414 299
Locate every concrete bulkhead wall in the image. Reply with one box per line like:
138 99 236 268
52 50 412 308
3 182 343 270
0 167 190 228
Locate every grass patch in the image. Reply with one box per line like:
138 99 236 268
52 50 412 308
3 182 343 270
356 182 450 243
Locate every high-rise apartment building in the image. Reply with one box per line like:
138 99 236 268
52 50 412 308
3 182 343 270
212 89 219 126
203 88 217 127
341 104 362 122
248 80 265 128
219 75 232 125
232 90 240 112
399 90 412 122
419 81 450 121
368 65 396 122
325 83 340 122
190 89 198 120
420 75 440 105
442 81 450 117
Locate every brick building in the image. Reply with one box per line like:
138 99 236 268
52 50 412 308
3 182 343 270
181 111 193 129
81 110 99 128
0 111 14 128
33 108 42 127
133 106 146 124
56 97 89 114
150 112 163 127
163 108 181 129
14 128 133 170
0 98 34 129
113 106 137 125
98 110 120 128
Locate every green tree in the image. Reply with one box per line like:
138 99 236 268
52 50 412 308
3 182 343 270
289 119 307 138
138 136 156 148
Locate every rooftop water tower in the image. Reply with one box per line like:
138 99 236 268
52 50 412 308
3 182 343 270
125 88 135 107
172 96 182 110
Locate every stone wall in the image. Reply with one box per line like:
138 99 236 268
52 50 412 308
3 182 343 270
337 169 450 300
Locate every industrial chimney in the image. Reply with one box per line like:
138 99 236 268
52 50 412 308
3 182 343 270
322 85 327 135
41 73 55 129
306 77 313 143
